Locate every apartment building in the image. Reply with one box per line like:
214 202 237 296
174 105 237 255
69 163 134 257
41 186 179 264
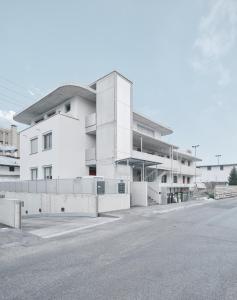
0 156 20 181
0 125 19 157
197 163 237 185
14 71 201 204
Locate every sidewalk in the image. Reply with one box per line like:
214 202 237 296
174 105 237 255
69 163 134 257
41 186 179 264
113 197 215 218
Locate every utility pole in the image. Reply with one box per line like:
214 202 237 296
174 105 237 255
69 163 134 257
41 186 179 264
192 144 200 188
215 154 222 165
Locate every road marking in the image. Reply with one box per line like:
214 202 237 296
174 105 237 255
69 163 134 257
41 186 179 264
32 217 121 239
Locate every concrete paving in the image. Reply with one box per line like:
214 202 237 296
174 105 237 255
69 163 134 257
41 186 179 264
1 198 237 299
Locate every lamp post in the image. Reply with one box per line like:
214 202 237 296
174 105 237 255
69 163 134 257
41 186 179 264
215 154 222 165
192 144 200 187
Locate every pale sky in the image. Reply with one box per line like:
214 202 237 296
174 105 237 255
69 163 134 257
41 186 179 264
0 0 237 165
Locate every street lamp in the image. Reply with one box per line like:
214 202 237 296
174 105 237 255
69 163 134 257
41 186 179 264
192 144 200 187
215 154 222 165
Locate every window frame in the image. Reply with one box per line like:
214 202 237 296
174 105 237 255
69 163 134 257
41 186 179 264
43 131 52 151
31 168 38 180
43 165 52 180
30 137 38 154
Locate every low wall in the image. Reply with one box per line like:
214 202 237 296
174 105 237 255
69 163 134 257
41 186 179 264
98 194 130 213
0 198 22 228
1 192 130 217
131 182 148 207
214 185 237 199
3 192 97 217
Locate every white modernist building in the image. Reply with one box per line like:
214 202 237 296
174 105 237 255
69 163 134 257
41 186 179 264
14 71 201 205
197 163 237 185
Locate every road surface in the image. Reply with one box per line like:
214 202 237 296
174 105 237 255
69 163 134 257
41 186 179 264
1 198 237 299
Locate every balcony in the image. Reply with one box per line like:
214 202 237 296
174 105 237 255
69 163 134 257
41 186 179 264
132 150 199 176
85 113 96 134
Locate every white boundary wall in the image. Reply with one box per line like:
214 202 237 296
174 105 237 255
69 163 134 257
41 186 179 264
214 185 237 199
98 194 130 212
1 192 130 216
131 182 148 207
0 198 22 228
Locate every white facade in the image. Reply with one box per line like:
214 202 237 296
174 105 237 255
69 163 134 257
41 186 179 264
197 164 237 184
0 156 20 181
14 71 201 204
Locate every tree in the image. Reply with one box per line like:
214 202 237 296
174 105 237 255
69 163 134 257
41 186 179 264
228 167 237 185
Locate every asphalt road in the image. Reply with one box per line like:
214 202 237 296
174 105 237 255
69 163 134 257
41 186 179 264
1 199 237 300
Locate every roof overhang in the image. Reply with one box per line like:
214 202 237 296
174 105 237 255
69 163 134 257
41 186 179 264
116 157 161 167
14 85 96 125
174 150 202 162
133 112 173 136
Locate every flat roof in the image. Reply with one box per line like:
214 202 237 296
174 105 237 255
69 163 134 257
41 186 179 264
133 112 173 136
14 85 96 125
198 163 237 168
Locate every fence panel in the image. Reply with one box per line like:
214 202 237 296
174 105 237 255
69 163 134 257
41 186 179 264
0 178 129 195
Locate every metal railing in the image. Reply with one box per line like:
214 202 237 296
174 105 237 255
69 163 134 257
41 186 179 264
0 177 129 195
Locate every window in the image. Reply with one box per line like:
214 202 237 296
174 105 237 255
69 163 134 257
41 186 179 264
207 166 212 170
173 175 178 183
35 117 44 124
31 168 38 180
30 137 38 154
65 103 71 113
183 176 186 184
188 161 191 166
43 132 52 150
187 177 190 184
43 166 52 180
47 111 56 118
9 166 15 172
161 175 167 183
181 159 185 165
220 165 224 171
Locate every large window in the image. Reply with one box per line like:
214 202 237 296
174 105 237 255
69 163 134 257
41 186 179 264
173 175 178 183
207 166 212 170
220 165 224 171
30 137 38 154
43 132 52 150
43 166 52 180
31 168 38 180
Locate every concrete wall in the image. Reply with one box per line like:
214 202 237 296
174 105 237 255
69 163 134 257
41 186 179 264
3 192 97 217
0 198 22 228
131 182 148 207
98 194 130 213
214 185 237 199
1 192 130 216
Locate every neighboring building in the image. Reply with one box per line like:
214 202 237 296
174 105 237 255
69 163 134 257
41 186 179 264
0 125 19 157
0 156 20 181
197 163 237 186
14 71 201 204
